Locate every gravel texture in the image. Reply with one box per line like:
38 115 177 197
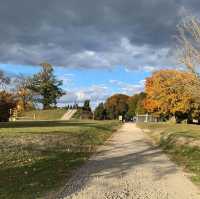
56 123 200 199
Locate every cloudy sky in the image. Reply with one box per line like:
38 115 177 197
0 0 199 106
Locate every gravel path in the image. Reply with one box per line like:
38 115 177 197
57 123 200 199
61 109 77 120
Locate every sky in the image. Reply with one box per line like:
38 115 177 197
0 0 199 106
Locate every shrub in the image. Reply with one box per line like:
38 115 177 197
0 91 17 122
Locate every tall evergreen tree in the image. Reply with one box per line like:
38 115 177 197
94 102 106 120
28 63 65 109
83 100 91 111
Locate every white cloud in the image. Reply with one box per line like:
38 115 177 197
125 68 131 73
59 84 111 106
143 66 156 72
109 79 145 95
59 73 74 87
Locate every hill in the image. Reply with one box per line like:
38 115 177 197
19 109 67 121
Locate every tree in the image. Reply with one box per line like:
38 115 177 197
28 63 65 109
127 92 146 117
0 70 10 90
177 16 200 76
14 75 34 111
0 70 16 122
76 100 93 119
176 16 200 102
83 100 91 111
0 91 17 122
94 103 107 120
143 69 200 122
105 94 129 119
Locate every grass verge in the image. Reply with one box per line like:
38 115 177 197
0 120 120 199
19 109 67 121
137 122 200 185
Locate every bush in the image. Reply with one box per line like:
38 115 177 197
94 103 107 120
0 91 17 122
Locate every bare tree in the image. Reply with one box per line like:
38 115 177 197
0 70 10 89
177 16 200 76
14 75 35 111
176 16 200 102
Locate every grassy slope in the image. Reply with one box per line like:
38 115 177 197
0 120 121 199
72 109 93 119
137 122 200 185
72 109 82 119
19 109 67 120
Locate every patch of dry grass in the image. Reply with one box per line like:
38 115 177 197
0 120 120 199
137 122 200 185
19 109 67 120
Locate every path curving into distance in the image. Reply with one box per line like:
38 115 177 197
57 123 200 199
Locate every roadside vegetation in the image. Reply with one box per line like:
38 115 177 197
0 120 120 199
137 122 200 185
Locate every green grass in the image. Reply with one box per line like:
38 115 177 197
72 109 93 120
19 109 67 120
0 120 120 199
72 109 82 119
137 122 200 185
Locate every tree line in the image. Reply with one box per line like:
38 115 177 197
94 68 200 123
94 92 146 120
1 16 200 123
0 63 65 121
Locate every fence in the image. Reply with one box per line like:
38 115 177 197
136 113 159 123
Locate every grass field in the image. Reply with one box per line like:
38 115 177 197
137 122 200 185
19 109 67 120
0 120 120 199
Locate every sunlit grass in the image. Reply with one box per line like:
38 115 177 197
0 120 120 199
19 109 67 120
137 122 200 185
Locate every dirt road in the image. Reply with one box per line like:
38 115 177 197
57 123 200 199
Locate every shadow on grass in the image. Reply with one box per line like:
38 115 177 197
0 120 120 198
58 139 178 198
0 149 91 199
0 121 94 128
159 131 200 150
0 121 115 132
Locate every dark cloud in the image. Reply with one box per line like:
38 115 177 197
0 0 199 68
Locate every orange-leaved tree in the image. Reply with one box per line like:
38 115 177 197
0 91 17 122
144 69 200 122
105 94 130 119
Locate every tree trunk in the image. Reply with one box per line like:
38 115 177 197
187 113 193 124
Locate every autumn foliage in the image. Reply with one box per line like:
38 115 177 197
105 94 130 119
95 93 146 120
144 69 200 122
0 91 17 122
